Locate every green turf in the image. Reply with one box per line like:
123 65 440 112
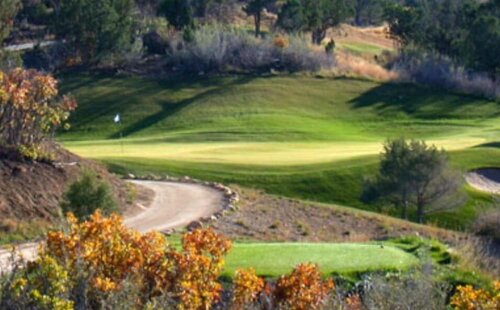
222 242 418 277
338 41 392 56
59 74 500 229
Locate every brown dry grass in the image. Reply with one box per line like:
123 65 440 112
335 51 399 81
212 187 461 243
328 24 395 50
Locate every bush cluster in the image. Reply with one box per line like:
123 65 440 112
392 50 500 100
167 25 334 74
61 170 118 220
2 211 499 309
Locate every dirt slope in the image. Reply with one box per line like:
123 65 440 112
0 144 133 221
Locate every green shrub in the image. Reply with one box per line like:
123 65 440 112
61 171 118 219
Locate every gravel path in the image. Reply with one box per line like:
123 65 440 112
0 180 223 272
465 168 500 195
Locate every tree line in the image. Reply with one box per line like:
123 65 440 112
0 0 498 77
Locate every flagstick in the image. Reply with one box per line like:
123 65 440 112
119 121 124 155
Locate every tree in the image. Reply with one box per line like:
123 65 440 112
54 0 135 63
161 0 193 30
364 139 464 223
244 0 275 37
276 0 304 33
384 2 422 47
302 0 353 45
353 0 384 26
0 0 21 43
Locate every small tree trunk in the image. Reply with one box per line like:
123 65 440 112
312 28 326 45
417 197 425 223
401 200 408 220
254 12 261 38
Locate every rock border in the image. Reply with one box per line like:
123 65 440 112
126 173 239 233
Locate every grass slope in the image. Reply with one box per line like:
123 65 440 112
60 74 500 228
223 243 419 277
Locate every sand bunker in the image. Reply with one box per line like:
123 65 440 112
465 168 500 195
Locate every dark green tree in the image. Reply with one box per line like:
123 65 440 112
302 0 353 45
384 0 499 78
353 0 384 26
467 0 500 78
384 2 422 47
363 139 463 223
244 0 276 37
276 0 304 33
54 0 135 63
160 0 193 30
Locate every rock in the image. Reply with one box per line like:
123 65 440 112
224 188 233 196
11 166 27 177
210 215 218 221
227 204 237 211
187 221 203 231
181 176 192 182
214 183 225 191
127 173 136 179
161 229 173 236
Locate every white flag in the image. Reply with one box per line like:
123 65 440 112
114 114 121 123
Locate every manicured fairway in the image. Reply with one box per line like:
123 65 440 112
66 138 486 166
59 74 500 228
223 243 419 277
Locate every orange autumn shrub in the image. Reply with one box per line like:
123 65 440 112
45 211 172 295
345 293 363 310
171 228 232 310
0 68 77 159
274 35 290 49
451 281 500 310
41 211 232 309
232 268 265 308
274 263 335 310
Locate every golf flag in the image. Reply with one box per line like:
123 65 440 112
114 114 121 124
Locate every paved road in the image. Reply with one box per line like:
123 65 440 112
0 180 223 272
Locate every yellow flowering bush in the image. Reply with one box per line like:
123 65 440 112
451 281 500 310
0 68 77 159
2 211 347 310
232 268 265 308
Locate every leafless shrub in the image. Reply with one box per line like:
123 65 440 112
361 273 449 310
473 207 500 243
392 50 500 99
167 24 333 74
454 236 500 279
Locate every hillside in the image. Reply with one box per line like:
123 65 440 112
0 144 134 222
59 74 500 229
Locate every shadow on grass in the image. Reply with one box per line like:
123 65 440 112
349 82 498 119
62 74 255 137
473 142 500 149
109 75 255 139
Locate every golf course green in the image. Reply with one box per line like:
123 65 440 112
60 74 500 229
